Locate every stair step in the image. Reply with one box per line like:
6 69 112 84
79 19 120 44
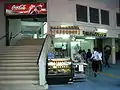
0 54 39 56
0 75 38 80
7 49 41 51
0 63 37 66
1 51 40 53
0 52 40 54
0 71 39 75
0 80 38 84
0 60 37 63
6 50 41 52
0 57 38 59
0 66 38 70
8 46 42 48
7 45 42 49
0 84 45 90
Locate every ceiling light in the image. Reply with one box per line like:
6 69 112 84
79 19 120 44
95 28 108 33
60 25 68 27
55 34 70 39
85 37 96 39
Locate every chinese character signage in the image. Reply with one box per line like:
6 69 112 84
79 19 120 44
83 31 106 37
6 3 47 15
50 26 80 35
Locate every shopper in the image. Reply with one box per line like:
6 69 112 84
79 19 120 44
104 45 111 68
86 49 92 63
91 48 100 77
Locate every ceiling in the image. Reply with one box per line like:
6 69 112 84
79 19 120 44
21 21 44 32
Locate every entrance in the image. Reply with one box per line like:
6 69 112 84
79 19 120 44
5 3 47 46
6 17 47 46
94 39 103 52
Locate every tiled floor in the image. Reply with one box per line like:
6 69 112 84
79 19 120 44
48 61 120 90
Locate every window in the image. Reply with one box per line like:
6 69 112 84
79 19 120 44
89 7 99 23
101 10 109 25
116 13 120 26
76 4 88 22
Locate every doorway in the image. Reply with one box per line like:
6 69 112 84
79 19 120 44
6 16 47 46
94 39 103 52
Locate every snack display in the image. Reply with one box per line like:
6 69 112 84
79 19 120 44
47 58 72 75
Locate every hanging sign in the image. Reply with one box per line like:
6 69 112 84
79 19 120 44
83 31 106 37
6 3 47 15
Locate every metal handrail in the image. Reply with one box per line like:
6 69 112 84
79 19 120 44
9 31 21 42
0 35 6 40
37 34 49 64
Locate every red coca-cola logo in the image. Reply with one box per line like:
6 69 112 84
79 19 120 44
11 5 26 10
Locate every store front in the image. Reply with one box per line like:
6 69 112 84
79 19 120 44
46 25 94 84
5 2 47 46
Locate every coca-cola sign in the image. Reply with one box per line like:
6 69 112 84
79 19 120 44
6 3 47 15
11 5 26 11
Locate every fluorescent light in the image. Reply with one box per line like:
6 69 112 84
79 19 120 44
95 28 108 33
60 25 68 27
85 37 95 39
76 39 85 42
44 22 47 34
33 34 37 39
55 34 70 39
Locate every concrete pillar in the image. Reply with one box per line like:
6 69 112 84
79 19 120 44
111 38 116 64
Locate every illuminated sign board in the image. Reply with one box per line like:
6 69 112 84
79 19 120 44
50 26 80 35
6 3 47 15
83 31 106 37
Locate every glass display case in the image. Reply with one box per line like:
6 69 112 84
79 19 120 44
46 58 73 84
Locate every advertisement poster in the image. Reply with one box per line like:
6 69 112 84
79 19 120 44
6 3 47 15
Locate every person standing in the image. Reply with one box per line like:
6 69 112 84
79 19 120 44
104 45 112 68
86 49 92 63
81 50 87 63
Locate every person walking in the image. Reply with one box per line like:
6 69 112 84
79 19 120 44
91 48 100 77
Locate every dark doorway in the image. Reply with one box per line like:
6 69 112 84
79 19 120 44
94 39 103 52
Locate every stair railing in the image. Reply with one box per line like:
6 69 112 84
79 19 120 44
0 35 6 41
37 34 53 86
9 31 22 45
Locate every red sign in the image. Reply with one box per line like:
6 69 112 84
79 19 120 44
6 3 47 15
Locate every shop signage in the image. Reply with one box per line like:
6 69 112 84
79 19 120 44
83 31 106 37
6 3 47 15
50 26 80 35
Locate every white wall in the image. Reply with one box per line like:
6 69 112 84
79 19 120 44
48 0 120 37
0 1 6 49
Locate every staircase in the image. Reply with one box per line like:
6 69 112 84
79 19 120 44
0 39 45 90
